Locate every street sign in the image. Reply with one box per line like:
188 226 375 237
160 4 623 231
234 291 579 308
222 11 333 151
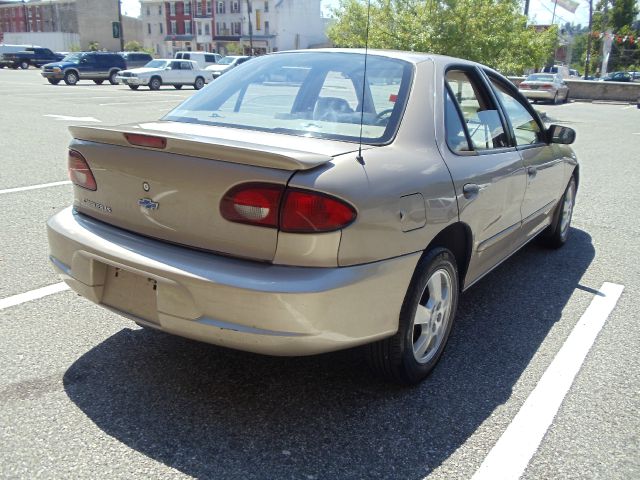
112 21 121 39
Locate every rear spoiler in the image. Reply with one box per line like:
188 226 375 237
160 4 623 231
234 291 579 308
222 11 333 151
69 124 334 171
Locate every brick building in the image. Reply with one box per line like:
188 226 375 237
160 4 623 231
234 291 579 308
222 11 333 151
0 0 142 51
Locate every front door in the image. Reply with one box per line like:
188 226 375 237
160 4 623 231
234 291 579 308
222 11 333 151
438 67 527 287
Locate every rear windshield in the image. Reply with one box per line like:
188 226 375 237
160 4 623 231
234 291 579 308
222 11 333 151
527 74 555 82
164 52 413 144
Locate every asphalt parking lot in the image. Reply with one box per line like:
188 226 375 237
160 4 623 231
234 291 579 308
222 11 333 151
1 68 639 479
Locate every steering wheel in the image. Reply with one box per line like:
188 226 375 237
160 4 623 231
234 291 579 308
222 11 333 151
375 108 394 124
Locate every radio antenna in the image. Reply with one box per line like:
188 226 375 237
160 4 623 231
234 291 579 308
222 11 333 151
356 0 372 166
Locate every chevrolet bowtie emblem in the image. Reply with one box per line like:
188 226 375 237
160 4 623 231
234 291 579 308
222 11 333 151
138 198 159 210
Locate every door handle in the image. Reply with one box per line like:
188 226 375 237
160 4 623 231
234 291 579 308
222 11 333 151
463 183 480 198
527 166 537 177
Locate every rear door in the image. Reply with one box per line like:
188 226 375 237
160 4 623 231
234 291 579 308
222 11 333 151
438 66 527 286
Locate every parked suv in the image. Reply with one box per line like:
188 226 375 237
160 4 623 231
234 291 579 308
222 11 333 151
119 51 153 69
174 51 221 69
2 47 63 69
41 52 126 85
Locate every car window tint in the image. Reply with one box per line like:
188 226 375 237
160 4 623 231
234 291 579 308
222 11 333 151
444 88 471 153
181 61 192 69
490 79 544 146
445 70 508 150
205 54 216 62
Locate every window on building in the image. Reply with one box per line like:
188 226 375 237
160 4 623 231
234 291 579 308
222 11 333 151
216 1 225 14
215 22 220 35
196 2 202 15
158 4 162 15
185 21 191 34
255 9 261 30
147 23 151 34
146 6 150 16
231 1 240 13
264 1 268 12
232 21 241 35
204 23 210 35
207 1 212 14
184 2 191 15
169 2 175 16
170 20 176 34
159 22 163 33
264 21 269 35
197 22 202 35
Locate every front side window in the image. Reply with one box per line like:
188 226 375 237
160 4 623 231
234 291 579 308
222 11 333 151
489 78 544 146
445 69 508 151
164 52 412 144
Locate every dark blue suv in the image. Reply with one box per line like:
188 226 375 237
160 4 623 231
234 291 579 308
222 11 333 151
41 52 126 85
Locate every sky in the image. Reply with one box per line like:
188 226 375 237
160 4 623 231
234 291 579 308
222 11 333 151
121 0 591 26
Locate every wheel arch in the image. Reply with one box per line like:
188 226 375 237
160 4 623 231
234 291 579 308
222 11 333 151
422 222 472 291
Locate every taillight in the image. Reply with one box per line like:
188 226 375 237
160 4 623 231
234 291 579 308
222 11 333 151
220 183 356 233
220 183 284 228
124 133 167 149
68 150 97 191
520 82 529 89
281 189 356 232
541 83 553 89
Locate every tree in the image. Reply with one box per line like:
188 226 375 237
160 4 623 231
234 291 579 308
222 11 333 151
327 0 557 74
88 41 101 51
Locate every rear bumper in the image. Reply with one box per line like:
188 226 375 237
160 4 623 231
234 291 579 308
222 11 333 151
47 207 418 356
520 89 556 100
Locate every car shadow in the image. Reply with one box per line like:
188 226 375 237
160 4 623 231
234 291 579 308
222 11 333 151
63 228 595 479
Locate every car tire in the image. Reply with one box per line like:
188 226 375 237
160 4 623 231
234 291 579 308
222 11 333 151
194 76 205 90
47 78 61 85
128 85 139 90
63 71 79 85
366 247 459 385
149 76 162 90
94 79 104 85
108 70 119 85
563 90 569 103
174 84 183 89
538 175 577 249
20 60 29 70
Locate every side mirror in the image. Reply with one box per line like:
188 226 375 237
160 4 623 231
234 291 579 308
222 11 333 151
547 124 576 144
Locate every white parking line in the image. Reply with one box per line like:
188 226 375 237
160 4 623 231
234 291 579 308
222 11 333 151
0 180 71 195
44 114 101 122
0 282 70 311
471 282 624 480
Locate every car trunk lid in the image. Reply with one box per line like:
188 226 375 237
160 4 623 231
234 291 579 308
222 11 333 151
68 122 361 261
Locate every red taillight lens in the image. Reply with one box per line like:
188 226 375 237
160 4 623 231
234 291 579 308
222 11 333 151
124 133 167 149
520 82 529 89
281 189 356 233
68 150 97 191
220 183 357 233
220 183 284 228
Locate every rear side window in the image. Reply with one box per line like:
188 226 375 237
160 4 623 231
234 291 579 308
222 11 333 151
444 89 471 153
445 70 509 151
205 54 217 62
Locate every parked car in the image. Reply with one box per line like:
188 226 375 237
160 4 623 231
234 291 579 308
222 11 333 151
119 51 153 69
205 55 251 78
0 44 40 68
518 73 570 104
542 64 570 79
41 52 126 85
600 71 632 82
47 49 578 385
174 51 221 69
116 59 213 90
569 69 580 78
1 47 63 69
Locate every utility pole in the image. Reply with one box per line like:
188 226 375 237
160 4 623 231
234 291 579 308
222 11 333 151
246 0 253 55
117 0 125 51
584 0 593 78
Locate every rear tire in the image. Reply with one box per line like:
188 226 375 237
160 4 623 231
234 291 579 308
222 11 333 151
149 76 162 90
128 85 139 90
563 90 570 103
367 248 459 385
47 78 61 85
193 76 205 90
20 60 29 70
93 79 104 85
538 176 576 249
108 70 119 85
63 70 78 85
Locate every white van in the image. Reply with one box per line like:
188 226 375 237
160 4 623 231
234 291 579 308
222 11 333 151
0 44 39 68
174 51 221 69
